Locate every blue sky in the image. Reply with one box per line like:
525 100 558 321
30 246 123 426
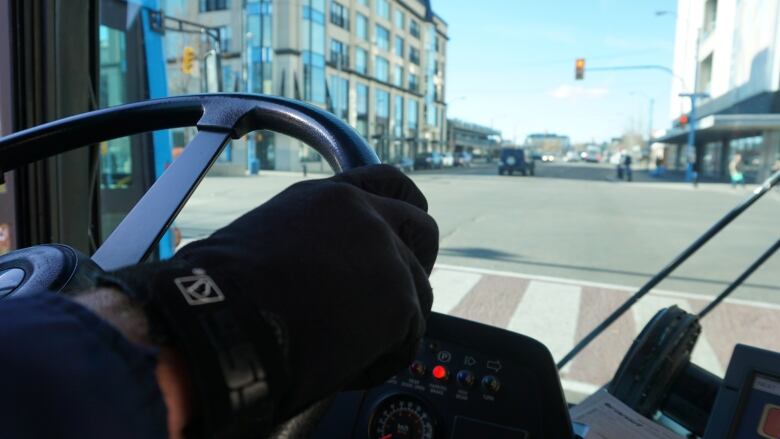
433 0 679 143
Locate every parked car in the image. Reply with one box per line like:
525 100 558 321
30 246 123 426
498 147 534 176
414 152 443 170
454 151 473 167
442 152 455 167
392 156 414 172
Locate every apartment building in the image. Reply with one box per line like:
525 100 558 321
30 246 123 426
163 0 448 173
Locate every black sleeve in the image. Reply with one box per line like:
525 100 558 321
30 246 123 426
0 293 169 439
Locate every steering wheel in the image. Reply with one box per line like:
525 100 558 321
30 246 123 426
0 93 380 436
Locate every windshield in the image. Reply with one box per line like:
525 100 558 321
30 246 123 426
92 0 780 403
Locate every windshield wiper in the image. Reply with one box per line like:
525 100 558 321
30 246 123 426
557 170 780 369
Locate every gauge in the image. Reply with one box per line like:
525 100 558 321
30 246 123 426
369 394 436 439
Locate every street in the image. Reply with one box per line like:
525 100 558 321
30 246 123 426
177 161 780 399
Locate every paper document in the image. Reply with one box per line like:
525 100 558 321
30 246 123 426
570 390 681 439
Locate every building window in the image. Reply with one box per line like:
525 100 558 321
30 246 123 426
376 89 390 119
408 99 418 131
393 65 403 87
355 47 368 74
376 0 389 20
303 52 326 103
409 47 420 65
426 103 436 126
410 19 420 38
329 75 349 121
394 36 404 57
302 0 326 104
357 83 369 136
216 26 232 52
394 95 404 138
375 25 390 50
703 0 717 35
375 56 389 82
330 38 349 67
356 13 368 40
200 0 229 12
408 73 418 92
698 53 713 94
330 1 349 30
394 9 405 29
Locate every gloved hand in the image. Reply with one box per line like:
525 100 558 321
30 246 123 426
101 164 438 437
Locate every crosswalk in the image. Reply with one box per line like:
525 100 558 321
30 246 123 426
430 264 780 394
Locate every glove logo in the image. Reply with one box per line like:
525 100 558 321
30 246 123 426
174 268 225 306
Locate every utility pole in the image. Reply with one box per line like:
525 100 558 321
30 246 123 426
680 28 708 185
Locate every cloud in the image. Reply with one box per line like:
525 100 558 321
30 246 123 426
550 85 609 99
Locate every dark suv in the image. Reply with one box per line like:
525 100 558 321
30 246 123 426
498 147 534 176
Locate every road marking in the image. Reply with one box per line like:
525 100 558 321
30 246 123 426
507 280 582 373
632 295 724 377
435 263 780 311
429 269 482 314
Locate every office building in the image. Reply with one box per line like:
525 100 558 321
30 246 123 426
163 0 448 173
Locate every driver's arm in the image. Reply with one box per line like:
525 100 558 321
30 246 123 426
0 165 438 439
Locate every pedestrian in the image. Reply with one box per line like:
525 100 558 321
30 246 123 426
729 153 745 188
302 162 308 178
616 151 624 180
623 154 633 182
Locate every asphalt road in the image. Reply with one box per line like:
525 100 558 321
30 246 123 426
178 161 780 303
177 161 780 394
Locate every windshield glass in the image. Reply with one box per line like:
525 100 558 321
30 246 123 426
95 0 780 403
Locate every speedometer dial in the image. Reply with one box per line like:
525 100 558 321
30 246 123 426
369 394 436 439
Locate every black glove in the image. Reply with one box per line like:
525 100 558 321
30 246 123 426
101 164 438 438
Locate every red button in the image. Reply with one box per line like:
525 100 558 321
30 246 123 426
432 365 449 381
760 405 780 438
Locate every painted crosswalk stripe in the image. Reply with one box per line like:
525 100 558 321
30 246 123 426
632 295 724 377
507 280 582 373
429 269 483 314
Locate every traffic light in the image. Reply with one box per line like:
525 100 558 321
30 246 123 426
182 46 196 75
575 58 585 80
678 114 689 127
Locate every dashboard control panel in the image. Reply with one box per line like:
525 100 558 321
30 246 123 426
311 312 573 439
